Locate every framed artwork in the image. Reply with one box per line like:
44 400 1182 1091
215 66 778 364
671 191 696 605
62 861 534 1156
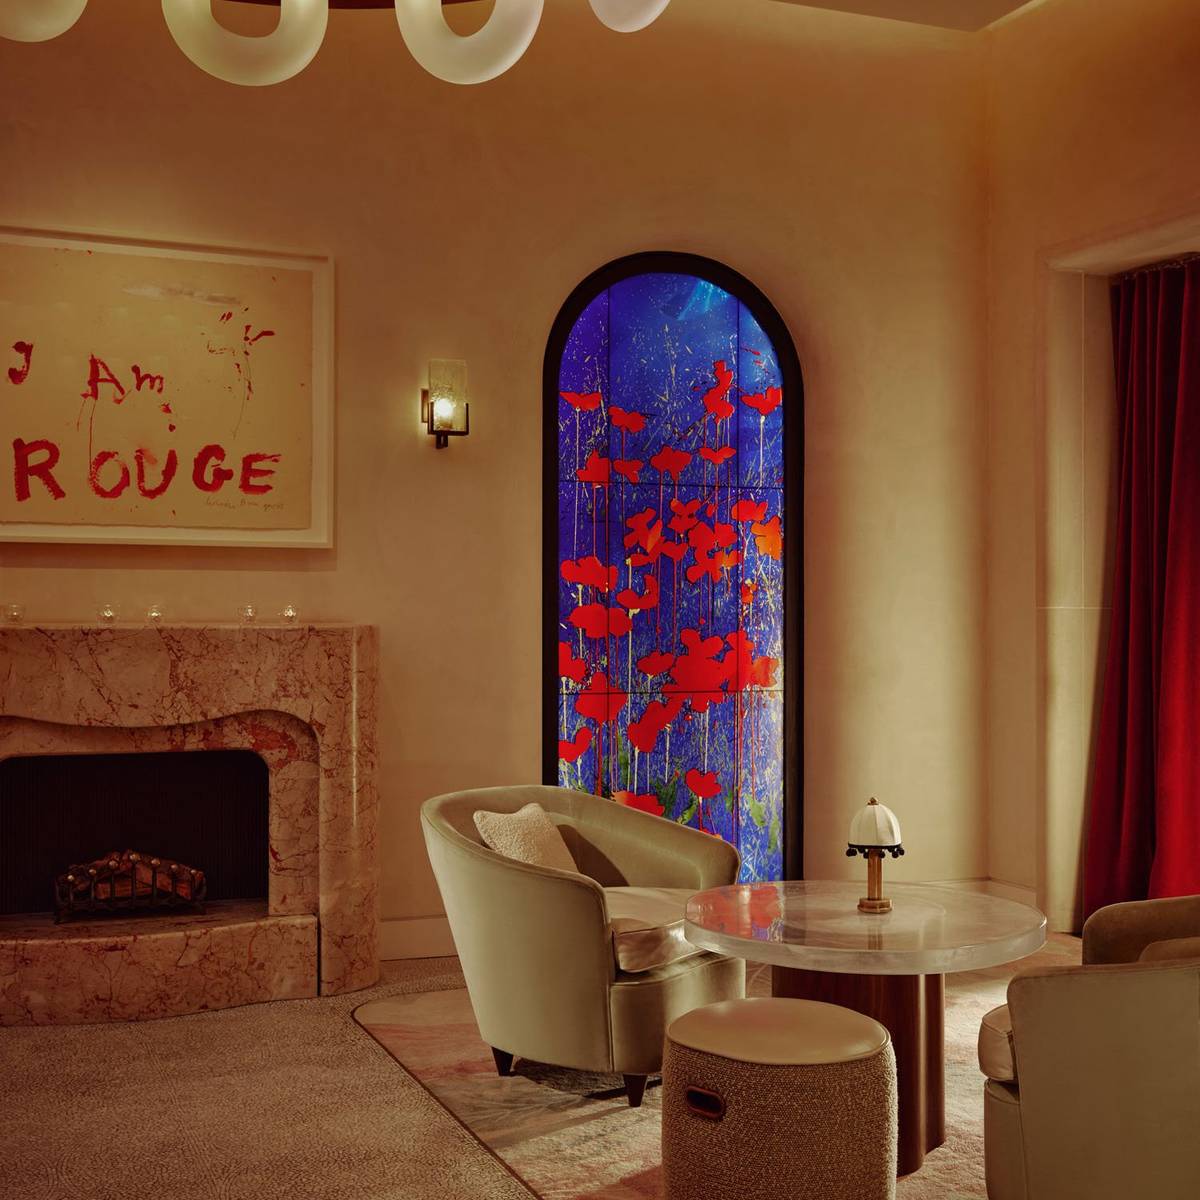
543 252 804 883
0 227 333 547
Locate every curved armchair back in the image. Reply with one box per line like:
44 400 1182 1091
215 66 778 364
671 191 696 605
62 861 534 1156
421 785 740 1073
1006 959 1200 1199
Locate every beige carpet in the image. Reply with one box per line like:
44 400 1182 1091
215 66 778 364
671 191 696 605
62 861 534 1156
356 937 1082 1200
0 959 532 1200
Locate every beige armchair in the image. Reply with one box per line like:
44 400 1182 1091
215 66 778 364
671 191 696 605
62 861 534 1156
421 784 745 1106
980 895 1200 1200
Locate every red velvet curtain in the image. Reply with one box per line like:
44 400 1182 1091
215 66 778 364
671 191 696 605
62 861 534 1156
1084 261 1200 917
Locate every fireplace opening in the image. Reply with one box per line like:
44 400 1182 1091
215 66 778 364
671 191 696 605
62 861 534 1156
0 750 269 917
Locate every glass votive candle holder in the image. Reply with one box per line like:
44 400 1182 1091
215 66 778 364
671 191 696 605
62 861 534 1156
146 604 164 624
4 603 24 624
280 604 298 624
97 603 117 624
239 604 257 625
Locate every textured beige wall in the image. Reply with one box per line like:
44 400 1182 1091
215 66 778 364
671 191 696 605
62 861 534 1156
0 0 988 921
984 0 1200 920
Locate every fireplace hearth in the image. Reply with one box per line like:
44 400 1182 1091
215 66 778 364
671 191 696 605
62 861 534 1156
0 622 378 1026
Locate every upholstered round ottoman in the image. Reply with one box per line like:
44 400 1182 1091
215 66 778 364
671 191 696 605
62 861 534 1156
662 997 897 1200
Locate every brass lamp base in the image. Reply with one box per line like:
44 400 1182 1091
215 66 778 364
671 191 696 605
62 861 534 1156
859 847 890 914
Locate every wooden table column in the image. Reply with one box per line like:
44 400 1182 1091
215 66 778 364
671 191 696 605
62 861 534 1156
773 966 946 1176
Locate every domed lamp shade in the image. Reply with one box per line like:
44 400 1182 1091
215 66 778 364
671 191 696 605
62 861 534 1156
846 797 904 914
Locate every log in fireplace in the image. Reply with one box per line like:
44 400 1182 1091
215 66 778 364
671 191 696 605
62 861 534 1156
54 848 208 921
0 749 267 917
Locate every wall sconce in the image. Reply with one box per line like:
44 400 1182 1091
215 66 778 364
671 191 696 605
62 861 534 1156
421 359 470 449
846 797 905 914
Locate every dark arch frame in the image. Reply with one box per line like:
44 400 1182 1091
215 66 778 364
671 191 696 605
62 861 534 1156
542 251 804 880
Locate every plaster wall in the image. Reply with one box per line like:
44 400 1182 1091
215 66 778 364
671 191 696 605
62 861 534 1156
984 0 1200 923
0 0 989 936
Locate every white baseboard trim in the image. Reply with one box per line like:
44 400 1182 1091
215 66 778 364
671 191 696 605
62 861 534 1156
380 915 455 961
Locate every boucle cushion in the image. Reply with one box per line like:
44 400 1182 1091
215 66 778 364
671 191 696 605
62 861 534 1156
977 1003 1017 1082
473 803 578 874
605 886 703 974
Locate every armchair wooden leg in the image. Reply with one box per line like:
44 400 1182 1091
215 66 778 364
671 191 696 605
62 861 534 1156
491 1047 515 1077
624 1074 648 1108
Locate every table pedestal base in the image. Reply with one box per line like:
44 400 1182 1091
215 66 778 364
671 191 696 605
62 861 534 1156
772 966 945 1176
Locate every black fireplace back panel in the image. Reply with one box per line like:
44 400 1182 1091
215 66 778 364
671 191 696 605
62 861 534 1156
0 750 269 915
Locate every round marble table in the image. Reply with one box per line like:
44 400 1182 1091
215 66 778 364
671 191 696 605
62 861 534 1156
685 881 1046 1176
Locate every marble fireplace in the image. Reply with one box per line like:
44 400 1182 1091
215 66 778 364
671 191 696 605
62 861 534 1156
0 623 378 1025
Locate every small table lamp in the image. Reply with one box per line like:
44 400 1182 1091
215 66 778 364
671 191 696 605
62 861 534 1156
847 797 904 914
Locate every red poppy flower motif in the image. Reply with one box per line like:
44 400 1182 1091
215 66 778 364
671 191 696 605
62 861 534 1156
575 672 629 723
613 790 664 816
686 551 720 586
613 458 643 483
561 555 618 592
667 629 728 709
741 386 782 416
658 538 688 563
688 520 716 552
716 548 741 570
610 406 647 434
561 390 602 411
702 361 735 421
685 768 721 800
699 445 737 466
558 640 587 683
624 508 662 553
637 650 675 677
569 603 611 640
576 450 611 487
627 710 662 754
558 726 593 763
616 575 660 612
714 521 737 549
681 627 724 658
731 498 768 522
749 654 779 688
751 515 783 560
650 445 692 482
612 608 633 636
627 695 685 753
668 497 701 535
740 582 757 606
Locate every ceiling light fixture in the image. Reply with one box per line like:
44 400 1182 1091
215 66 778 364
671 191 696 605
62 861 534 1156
0 1 671 85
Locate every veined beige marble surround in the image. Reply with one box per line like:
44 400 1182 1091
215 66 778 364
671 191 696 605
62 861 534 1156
0 624 378 1025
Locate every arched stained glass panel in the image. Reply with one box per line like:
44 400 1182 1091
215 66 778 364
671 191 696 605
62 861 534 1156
547 260 797 883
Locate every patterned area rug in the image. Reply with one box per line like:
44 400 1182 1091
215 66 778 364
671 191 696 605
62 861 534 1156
355 937 1081 1200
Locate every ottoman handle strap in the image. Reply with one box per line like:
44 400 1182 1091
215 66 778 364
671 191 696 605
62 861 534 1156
685 1087 726 1120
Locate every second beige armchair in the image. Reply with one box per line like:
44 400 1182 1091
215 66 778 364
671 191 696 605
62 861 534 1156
421 784 746 1106
979 894 1200 1200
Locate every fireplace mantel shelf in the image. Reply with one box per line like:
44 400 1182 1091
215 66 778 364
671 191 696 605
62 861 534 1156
0 623 379 1026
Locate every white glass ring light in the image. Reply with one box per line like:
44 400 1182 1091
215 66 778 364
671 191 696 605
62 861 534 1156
161 0 329 87
589 0 671 34
0 0 87 43
1 1 672 85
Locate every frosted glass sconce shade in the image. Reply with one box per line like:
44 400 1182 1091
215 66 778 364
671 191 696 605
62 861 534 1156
422 359 469 449
588 0 670 33
394 0 543 85
161 0 329 86
0 0 87 42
